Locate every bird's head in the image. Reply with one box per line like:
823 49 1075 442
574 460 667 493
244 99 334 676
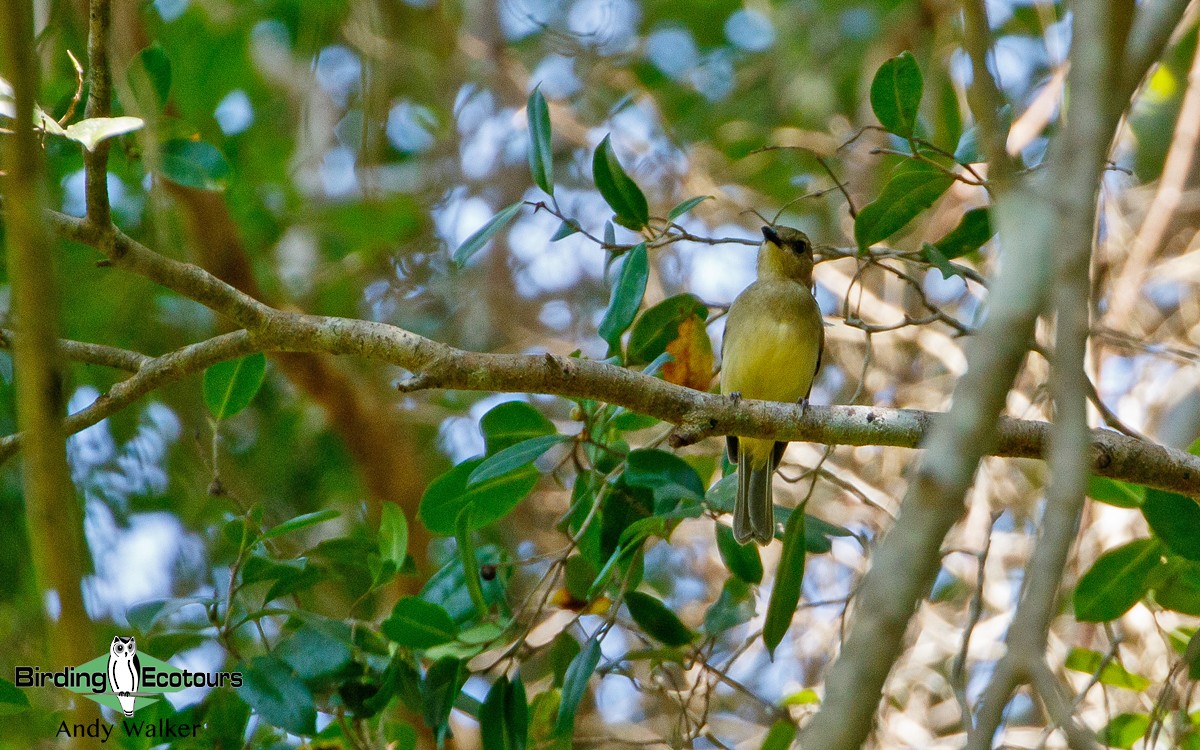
758 225 815 286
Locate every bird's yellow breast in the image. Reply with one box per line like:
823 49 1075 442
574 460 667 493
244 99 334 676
719 279 823 405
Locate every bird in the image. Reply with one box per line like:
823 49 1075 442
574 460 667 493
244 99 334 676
107 635 141 717
720 225 825 545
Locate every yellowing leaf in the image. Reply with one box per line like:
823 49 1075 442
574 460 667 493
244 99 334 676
661 315 714 391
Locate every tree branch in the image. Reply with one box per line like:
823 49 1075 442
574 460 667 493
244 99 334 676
82 0 112 225
0 328 148 372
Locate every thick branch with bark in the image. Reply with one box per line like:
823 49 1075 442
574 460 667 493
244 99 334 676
11 214 1200 496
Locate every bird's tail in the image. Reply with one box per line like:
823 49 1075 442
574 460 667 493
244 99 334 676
734 440 776 545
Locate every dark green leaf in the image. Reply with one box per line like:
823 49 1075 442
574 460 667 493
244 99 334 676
623 448 705 510
0 678 29 714
921 243 960 280
452 202 523 267
481 675 527 750
550 220 579 241
262 509 340 540
869 51 923 138
203 353 266 421
419 457 539 535
716 524 763 584
555 636 601 736
598 243 649 351
420 544 509 623
1153 559 1200 615
761 719 797 750
527 86 554 196
1142 488 1200 560
1074 539 1164 622
627 293 709 365
764 508 806 657
236 655 317 735
1095 713 1150 749
422 657 466 743
703 577 755 634
564 554 598 602
854 163 954 252
1063 648 1150 690
159 138 231 191
667 196 712 221
378 501 409 566
481 401 556 454
625 591 695 646
932 207 992 259
276 624 353 682
592 135 649 229
954 127 980 163
468 434 568 487
456 507 488 618
127 44 171 110
382 597 459 648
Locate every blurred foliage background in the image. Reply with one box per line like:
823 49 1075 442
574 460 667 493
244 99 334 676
1 0 1200 748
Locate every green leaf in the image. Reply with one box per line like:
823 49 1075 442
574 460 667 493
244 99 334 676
527 86 554 196
468 434 569 487
1087 476 1145 508
921 242 960 280
159 138 232 191
422 657 466 744
667 195 712 221
623 448 705 510
1142 489 1200 560
931 206 992 259
625 591 695 646
378 501 410 567
1063 648 1150 690
716 524 763 584
563 554 598 602
420 545 509 623
598 243 649 351
627 293 709 365
592 135 649 229
1095 713 1150 749
418 457 539 535
276 623 353 682
0 678 30 714
481 675 528 750
203 353 266 421
1074 539 1164 622
761 719 797 750
854 163 954 252
382 597 459 648
1154 559 1200 615
550 220 579 241
456 507 489 618
481 401 556 454
127 44 172 110
452 202 524 267
954 127 980 163
63 116 144 152
703 577 755 634
236 655 317 735
555 636 601 736
261 509 340 540
869 51 923 138
763 508 806 658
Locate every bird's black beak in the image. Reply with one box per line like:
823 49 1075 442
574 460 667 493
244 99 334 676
761 226 782 245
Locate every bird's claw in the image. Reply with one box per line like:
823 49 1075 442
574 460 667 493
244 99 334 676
729 391 742 404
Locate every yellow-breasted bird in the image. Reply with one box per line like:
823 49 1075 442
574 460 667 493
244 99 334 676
720 225 824 545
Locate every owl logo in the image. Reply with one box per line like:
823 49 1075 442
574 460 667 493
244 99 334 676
107 636 141 717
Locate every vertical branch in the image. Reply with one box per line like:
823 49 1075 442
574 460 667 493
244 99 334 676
83 0 112 226
1 0 96 715
961 0 1015 180
799 0 1160 746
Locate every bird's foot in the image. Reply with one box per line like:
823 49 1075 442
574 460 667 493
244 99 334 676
729 391 742 405
798 397 810 416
